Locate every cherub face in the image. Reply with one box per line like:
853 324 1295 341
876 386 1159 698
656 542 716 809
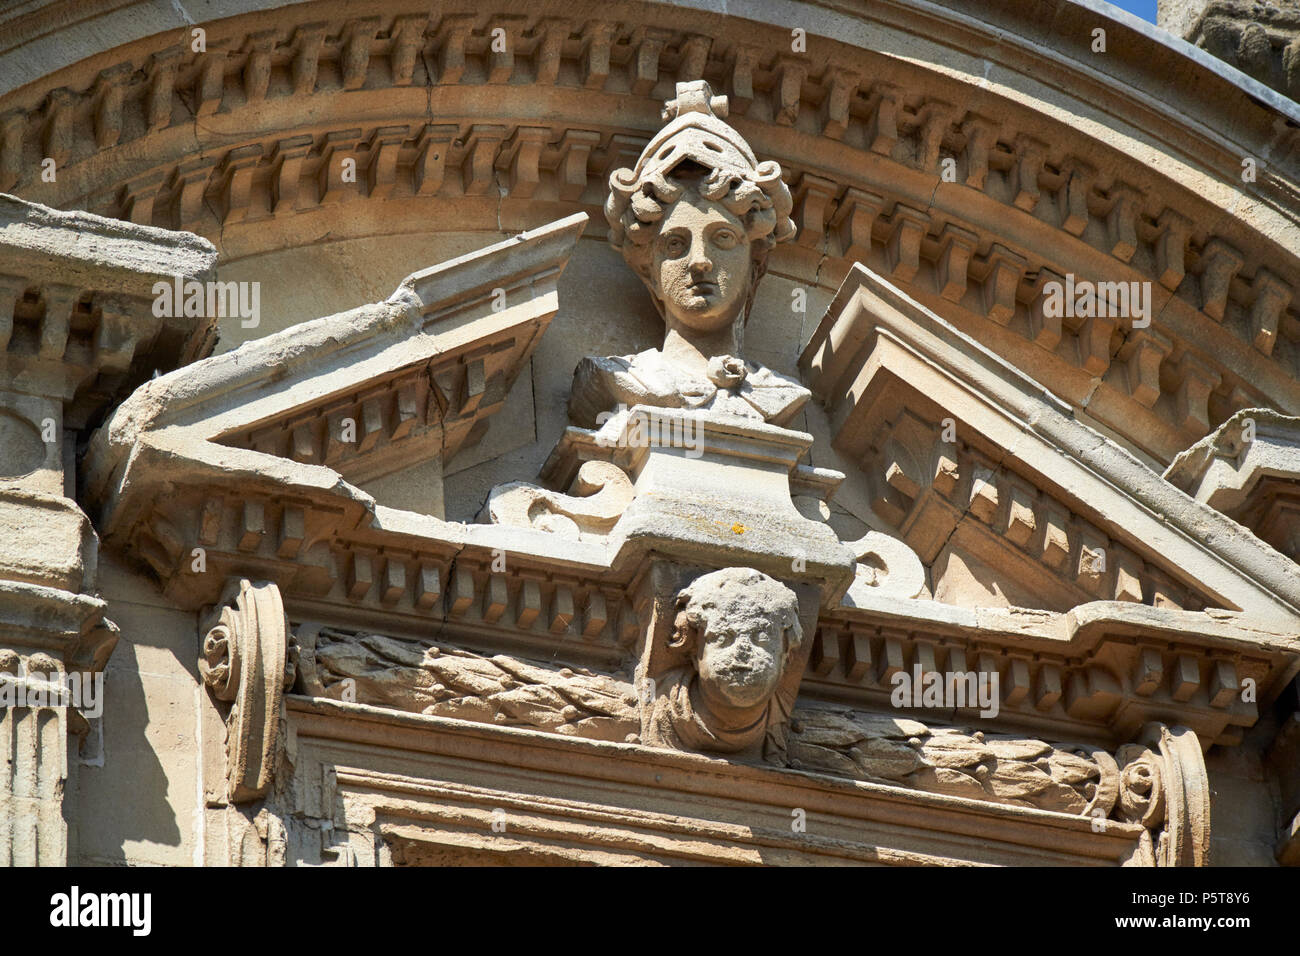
695 614 785 710
650 187 751 334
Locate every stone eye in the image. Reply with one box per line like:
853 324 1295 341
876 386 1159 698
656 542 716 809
662 235 687 257
712 228 739 249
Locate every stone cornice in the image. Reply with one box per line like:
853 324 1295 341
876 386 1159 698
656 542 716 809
83 215 586 553
286 695 1208 865
80 231 1300 752
88 421 1300 750
0 192 217 427
801 263 1300 626
814 592 1298 748
0 6 1295 463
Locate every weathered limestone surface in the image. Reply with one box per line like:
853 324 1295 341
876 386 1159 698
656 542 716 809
1166 0 1300 99
0 194 214 865
0 0 1296 868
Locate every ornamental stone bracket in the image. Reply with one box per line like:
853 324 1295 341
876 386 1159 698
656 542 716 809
199 578 295 804
1121 723 1211 867
526 406 857 605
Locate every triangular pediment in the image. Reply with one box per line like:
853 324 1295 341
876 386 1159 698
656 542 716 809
800 264 1300 631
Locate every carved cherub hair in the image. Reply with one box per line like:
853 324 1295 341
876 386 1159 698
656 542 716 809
604 81 796 320
670 567 804 664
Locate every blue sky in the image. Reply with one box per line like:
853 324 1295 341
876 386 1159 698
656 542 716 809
1104 0 1158 23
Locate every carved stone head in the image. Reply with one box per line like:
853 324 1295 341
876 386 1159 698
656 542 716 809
672 567 804 709
605 82 796 348
644 566 804 754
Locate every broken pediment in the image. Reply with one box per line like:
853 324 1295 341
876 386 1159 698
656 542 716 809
800 263 1300 632
82 214 588 607
51 61 1300 869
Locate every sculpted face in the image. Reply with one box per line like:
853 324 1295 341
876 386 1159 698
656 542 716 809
694 613 785 710
650 186 752 334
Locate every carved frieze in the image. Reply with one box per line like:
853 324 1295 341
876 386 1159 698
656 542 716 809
296 623 639 741
788 711 1208 865
288 616 1210 863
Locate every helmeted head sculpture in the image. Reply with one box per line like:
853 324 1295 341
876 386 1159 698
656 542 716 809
604 81 796 343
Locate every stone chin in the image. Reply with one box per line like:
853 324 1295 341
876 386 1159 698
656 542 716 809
667 284 740 328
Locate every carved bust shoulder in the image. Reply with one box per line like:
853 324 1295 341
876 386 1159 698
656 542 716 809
569 348 809 427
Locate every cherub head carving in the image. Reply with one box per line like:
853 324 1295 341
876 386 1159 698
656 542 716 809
642 567 803 755
605 82 796 355
671 567 804 712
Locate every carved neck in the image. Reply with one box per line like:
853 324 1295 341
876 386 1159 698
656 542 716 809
662 323 741 376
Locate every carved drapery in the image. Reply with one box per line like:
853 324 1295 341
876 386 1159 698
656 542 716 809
200 579 295 804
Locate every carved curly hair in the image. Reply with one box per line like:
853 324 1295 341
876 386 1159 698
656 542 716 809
605 158 796 322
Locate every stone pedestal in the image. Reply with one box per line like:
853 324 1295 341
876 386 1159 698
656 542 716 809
544 406 857 604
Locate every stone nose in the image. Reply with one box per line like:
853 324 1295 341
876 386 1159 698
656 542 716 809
687 238 713 276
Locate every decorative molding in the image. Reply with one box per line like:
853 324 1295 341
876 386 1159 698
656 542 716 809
280 695 1172 866
0 193 217 428
789 712 1208 865
481 460 634 536
805 598 1283 748
1165 408 1300 562
801 263 1300 627
861 408 1201 611
287 622 1210 864
1114 723 1210 867
0 12 1295 459
199 579 295 803
295 622 638 740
